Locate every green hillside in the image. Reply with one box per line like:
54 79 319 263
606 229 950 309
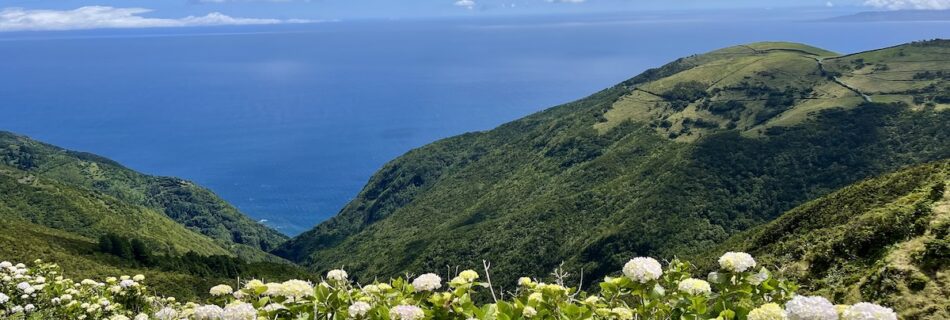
0 134 312 298
0 217 313 300
711 160 950 319
0 131 287 258
274 40 950 288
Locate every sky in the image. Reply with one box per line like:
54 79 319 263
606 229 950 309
1 0 948 31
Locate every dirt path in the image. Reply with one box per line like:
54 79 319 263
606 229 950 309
815 57 873 103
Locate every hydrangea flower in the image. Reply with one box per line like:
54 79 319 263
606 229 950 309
622 257 663 283
223 302 256 320
390 305 424 320
154 308 178 320
244 279 266 291
842 303 897 320
193 304 225 320
412 273 442 292
279 280 314 300
349 301 372 318
0 292 8 304
119 279 136 288
458 270 479 281
209 284 234 296
719 252 757 272
785 296 838 320
748 303 787 320
327 269 348 283
523 306 538 318
677 278 711 296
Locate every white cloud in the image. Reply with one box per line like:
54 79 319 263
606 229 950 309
454 0 476 9
864 0 950 10
0 6 310 32
826 1 835 7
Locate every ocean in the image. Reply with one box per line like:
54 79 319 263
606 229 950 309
2 10 947 235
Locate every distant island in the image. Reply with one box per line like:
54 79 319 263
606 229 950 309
825 9 950 22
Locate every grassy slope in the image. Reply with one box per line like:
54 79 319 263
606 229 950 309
275 40 950 288
0 131 287 260
710 160 950 319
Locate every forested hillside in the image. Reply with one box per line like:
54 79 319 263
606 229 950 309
0 131 287 257
275 40 950 289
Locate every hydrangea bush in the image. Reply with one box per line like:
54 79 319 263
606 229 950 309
0 253 898 320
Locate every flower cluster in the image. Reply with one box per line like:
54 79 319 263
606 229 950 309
0 252 899 319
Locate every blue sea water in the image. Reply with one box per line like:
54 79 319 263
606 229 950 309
2 10 948 235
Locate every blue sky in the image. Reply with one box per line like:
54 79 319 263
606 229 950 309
0 0 947 31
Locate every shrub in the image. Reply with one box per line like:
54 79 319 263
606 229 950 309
0 253 898 319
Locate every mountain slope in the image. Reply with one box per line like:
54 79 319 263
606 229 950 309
0 131 287 257
0 164 228 257
711 160 950 319
275 40 950 286
0 134 312 298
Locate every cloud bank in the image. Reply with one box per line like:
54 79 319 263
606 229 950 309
864 0 950 10
0 6 309 32
454 0 476 9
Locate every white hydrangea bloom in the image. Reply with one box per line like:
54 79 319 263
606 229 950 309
622 257 663 283
244 279 266 291
412 273 442 292
0 261 11 268
154 307 178 320
677 278 711 296
24 304 35 313
279 280 314 300
719 252 757 272
263 282 285 297
133 274 145 281
327 269 348 283
523 306 538 318
193 304 225 320
108 315 129 320
842 303 897 320
16 282 32 292
209 284 234 296
119 279 136 288
458 270 479 281
786 296 838 320
223 302 256 320
748 303 787 320
0 292 8 304
390 305 424 320
134 313 149 320
362 284 381 294
349 301 372 318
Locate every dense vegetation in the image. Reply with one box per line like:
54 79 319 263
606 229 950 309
95 232 313 280
0 252 899 319
710 160 950 319
275 40 950 294
0 131 287 256
0 132 302 298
